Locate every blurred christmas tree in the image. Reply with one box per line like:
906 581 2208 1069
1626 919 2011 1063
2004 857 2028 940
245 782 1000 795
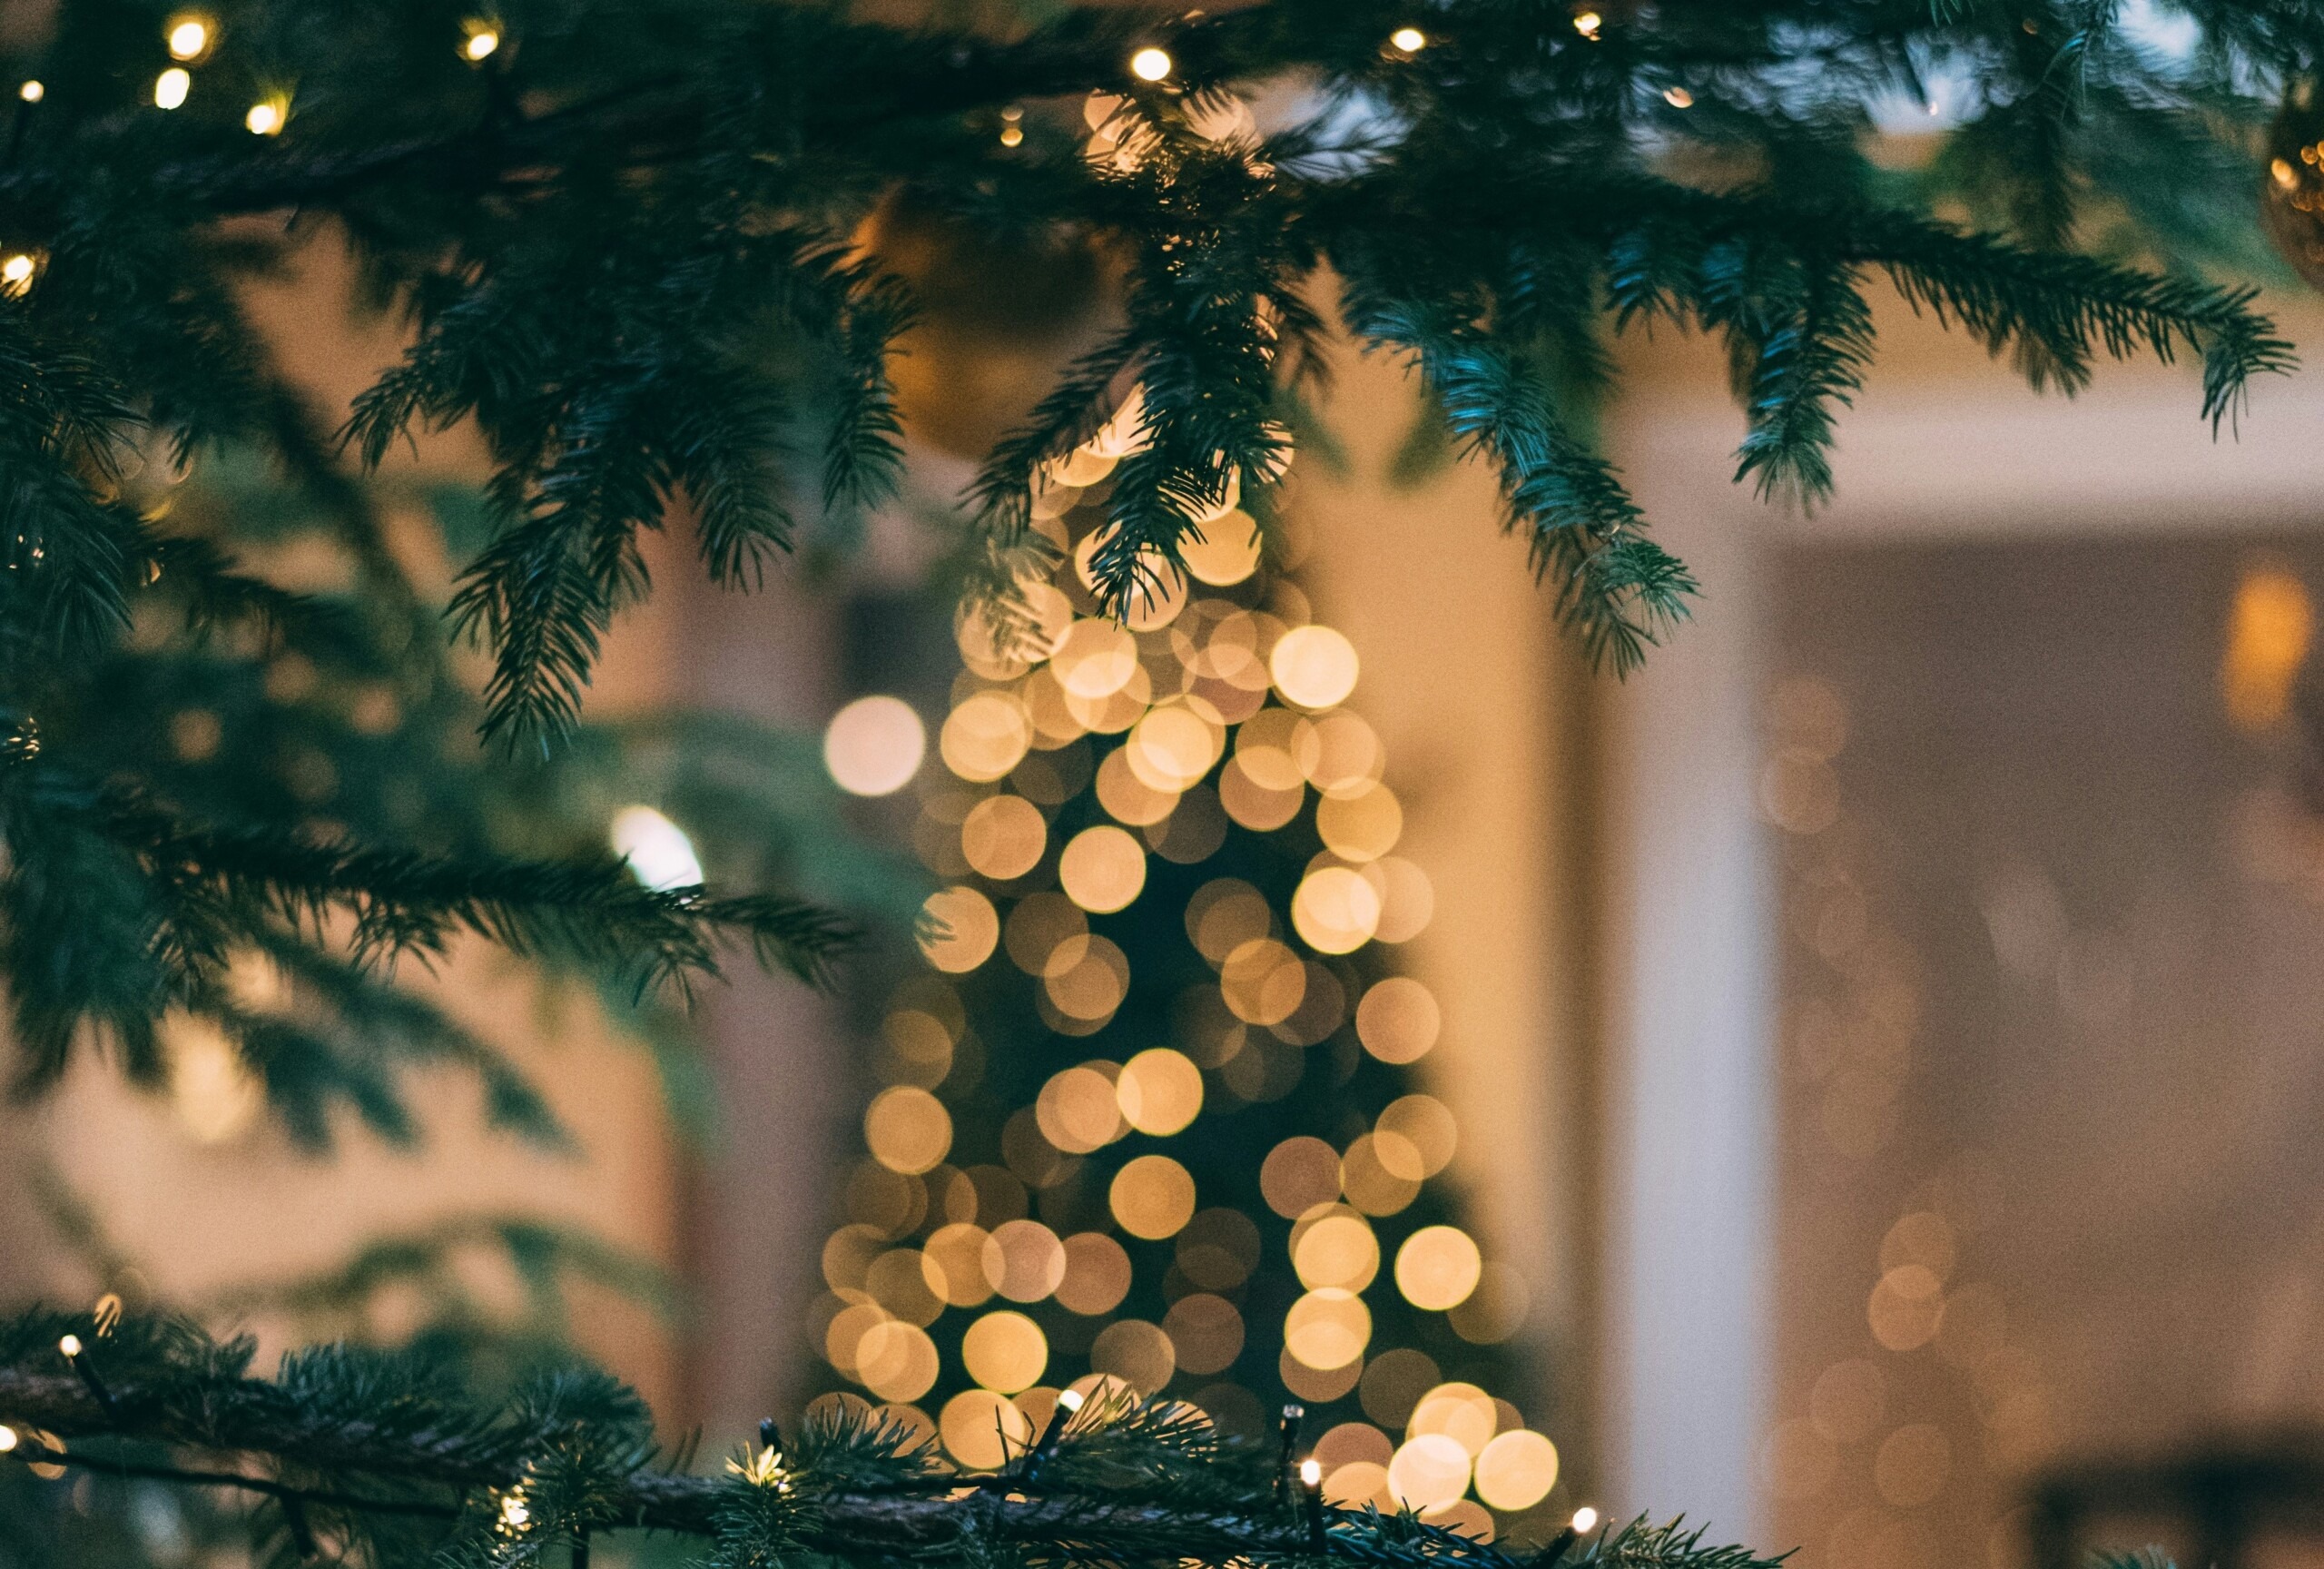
806 403 1564 1544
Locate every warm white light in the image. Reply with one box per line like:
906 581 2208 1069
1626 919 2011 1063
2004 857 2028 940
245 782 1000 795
1056 1387 1086 1412
57 1335 81 1357
499 1494 529 1528
1 254 35 295
464 25 501 60
0 1426 16 1452
154 68 191 109
823 695 925 795
610 805 703 892
166 17 210 61
1571 1507 1600 1533
1572 11 1602 36
16 81 41 104
244 100 282 135
1390 26 1426 52
1663 86 1694 107
1129 46 1172 81
1299 1458 1323 1486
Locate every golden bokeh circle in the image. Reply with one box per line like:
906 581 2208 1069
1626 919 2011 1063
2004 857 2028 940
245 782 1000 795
1385 1434 1471 1512
1408 1382 1496 1456
1261 1136 1344 1218
919 885 1000 973
940 692 1033 783
1340 1133 1422 1216
1118 1046 1204 1135
921 1223 996 1308
961 794 1049 881
1038 1063 1127 1153
1473 1429 1561 1511
1395 1226 1483 1310
1220 937 1306 1024
983 1219 1068 1302
864 1086 953 1176
1060 824 1147 913
1090 1318 1177 1395
1182 509 1263 586
856 1319 940 1403
1356 977 1440 1062
1292 865 1383 953
962 1310 1049 1394
1162 1291 1246 1375
1109 1153 1197 1238
941 1388 1031 1470
1375 1096 1458 1179
1295 1213 1382 1292
824 695 926 796
1315 783 1403 863
1058 1230 1134 1315
1270 625 1360 709
1285 1288 1372 1370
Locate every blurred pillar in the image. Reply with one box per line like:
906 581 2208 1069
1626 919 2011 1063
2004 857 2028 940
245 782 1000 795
1595 405 1778 1539
666 558 851 1441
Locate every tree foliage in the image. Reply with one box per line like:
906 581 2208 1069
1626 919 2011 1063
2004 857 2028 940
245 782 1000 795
0 0 2304 1114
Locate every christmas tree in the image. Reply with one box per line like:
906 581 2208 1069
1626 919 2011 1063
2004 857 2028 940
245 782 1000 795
810 473 1557 1541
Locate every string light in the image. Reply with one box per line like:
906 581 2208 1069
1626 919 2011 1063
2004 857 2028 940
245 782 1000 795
245 96 286 135
463 22 501 61
154 68 191 110
0 1426 15 1452
58 1333 117 1416
1 254 36 298
1572 11 1602 37
1299 1457 1326 1548
1130 46 1173 82
15 81 40 104
1390 26 1426 53
165 14 212 62
1000 103 1024 148
1663 86 1694 107
1571 1506 1600 1533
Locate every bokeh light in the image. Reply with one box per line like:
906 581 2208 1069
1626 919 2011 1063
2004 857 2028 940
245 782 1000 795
962 1310 1049 1394
1474 1429 1561 1510
1118 1047 1204 1135
1060 824 1147 912
825 695 927 795
1109 1154 1196 1238
610 804 703 891
1270 625 1360 709
865 1087 952 1176
1394 1226 1482 1310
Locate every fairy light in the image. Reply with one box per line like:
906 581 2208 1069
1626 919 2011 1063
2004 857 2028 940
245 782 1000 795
1000 103 1024 148
58 1333 117 1416
1 254 36 298
165 15 212 61
0 1426 15 1452
1299 1458 1326 1550
1663 86 1695 107
16 81 40 104
1572 11 1602 37
498 1491 530 1530
245 97 285 135
1130 46 1172 82
1390 26 1426 53
1571 1507 1600 1533
154 68 191 110
57 1335 79 1357
1021 1384 1087 1484
463 22 501 60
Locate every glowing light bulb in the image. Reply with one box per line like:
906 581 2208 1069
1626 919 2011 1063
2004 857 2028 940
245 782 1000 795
499 1494 529 1528
1000 124 1024 146
16 81 41 104
1571 1507 1600 1533
2 254 36 297
1572 11 1602 36
1663 86 1694 107
1299 1458 1323 1485
1390 26 1426 52
245 99 283 135
463 25 500 61
166 16 211 61
609 804 703 892
57 1335 81 1357
154 68 191 110
1056 1387 1086 1413
0 1426 16 1452
1129 46 1172 82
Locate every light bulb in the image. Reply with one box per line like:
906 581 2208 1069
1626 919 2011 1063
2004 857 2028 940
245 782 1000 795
464 25 500 61
1 254 36 295
1572 11 1602 36
153 68 191 110
1571 1507 1600 1533
57 1335 81 1357
609 805 703 892
1056 1387 1086 1412
165 15 211 61
245 100 282 135
1299 1458 1323 1485
1663 86 1695 107
1390 27 1426 52
16 81 41 104
0 1426 15 1452
1129 46 1172 82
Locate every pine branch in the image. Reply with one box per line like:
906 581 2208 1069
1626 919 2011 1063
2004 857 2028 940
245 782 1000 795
0 1311 1795 1569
